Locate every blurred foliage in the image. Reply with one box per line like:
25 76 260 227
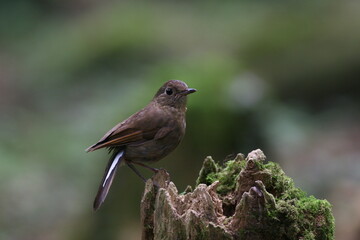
0 0 360 240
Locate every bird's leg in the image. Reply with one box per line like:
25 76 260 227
132 161 159 173
126 162 160 188
126 162 147 182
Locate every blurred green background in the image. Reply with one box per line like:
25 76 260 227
1 0 360 239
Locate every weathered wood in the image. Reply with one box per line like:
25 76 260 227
141 149 335 240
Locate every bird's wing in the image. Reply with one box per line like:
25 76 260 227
86 129 145 152
86 105 166 152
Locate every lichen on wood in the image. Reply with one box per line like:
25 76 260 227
141 149 335 240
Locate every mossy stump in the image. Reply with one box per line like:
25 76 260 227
140 149 335 240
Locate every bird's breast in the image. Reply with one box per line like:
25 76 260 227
124 108 186 163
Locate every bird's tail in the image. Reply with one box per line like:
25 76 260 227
93 150 124 210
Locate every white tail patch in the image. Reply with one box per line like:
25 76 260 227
103 151 124 187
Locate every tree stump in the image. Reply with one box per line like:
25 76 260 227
140 149 335 240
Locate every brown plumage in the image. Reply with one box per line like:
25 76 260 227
86 80 196 210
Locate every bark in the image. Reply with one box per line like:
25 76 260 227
141 149 335 240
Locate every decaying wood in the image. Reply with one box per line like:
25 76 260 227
141 149 334 240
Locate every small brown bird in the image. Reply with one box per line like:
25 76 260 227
86 80 196 210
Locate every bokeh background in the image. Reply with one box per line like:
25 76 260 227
1 0 360 239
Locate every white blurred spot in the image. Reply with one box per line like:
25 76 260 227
227 72 268 109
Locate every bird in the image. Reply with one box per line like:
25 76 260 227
86 80 196 210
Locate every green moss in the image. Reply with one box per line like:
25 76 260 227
264 161 306 200
302 231 316 240
196 156 219 186
296 197 335 240
263 196 335 239
260 163 334 240
196 157 246 195
252 197 332 239
196 154 335 239
254 159 265 170
216 159 245 194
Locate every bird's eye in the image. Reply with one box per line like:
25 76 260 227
165 88 173 95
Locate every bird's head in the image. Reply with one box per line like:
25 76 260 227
153 80 196 110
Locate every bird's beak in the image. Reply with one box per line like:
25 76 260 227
181 88 197 96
